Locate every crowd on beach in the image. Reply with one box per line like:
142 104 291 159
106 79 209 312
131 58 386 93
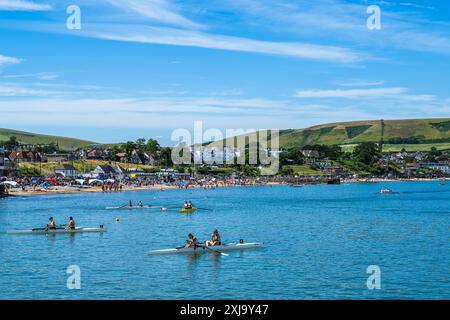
1 172 448 197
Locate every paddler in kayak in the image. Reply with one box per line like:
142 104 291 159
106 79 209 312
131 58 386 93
121 200 132 208
186 201 193 209
137 200 143 208
206 229 221 246
66 217 76 230
47 217 56 230
185 233 199 248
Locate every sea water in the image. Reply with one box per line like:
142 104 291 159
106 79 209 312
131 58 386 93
0 181 449 299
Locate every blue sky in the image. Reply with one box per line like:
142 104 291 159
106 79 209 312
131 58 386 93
0 0 449 144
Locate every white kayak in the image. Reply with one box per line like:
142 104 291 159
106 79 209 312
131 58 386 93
148 242 263 255
106 205 155 210
7 226 106 235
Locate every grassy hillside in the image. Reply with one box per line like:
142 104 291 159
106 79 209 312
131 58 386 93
0 128 95 151
211 118 450 150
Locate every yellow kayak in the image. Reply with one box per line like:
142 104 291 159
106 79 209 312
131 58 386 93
179 207 198 213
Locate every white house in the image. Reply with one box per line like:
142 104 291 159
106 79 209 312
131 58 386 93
54 164 78 177
422 163 450 174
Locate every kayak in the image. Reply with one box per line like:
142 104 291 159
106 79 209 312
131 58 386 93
179 207 197 213
7 226 106 235
106 205 153 210
148 242 263 255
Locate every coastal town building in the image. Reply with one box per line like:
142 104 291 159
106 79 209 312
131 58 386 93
302 150 320 158
92 165 125 178
422 162 450 174
7 150 44 163
54 164 79 177
193 147 239 164
45 153 70 162
0 147 5 176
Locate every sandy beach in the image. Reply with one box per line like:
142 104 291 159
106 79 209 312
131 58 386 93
5 177 448 197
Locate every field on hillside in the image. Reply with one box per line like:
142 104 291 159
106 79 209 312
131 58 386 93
340 142 450 153
209 118 450 152
279 118 450 147
0 128 94 151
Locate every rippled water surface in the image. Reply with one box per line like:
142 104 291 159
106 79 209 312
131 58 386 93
1 181 449 299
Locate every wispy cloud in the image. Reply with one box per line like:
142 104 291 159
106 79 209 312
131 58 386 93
335 80 385 87
218 0 450 56
391 31 450 55
0 54 22 66
78 24 363 63
295 87 406 98
0 0 51 11
105 0 203 29
0 84 56 96
294 87 436 101
3 72 58 80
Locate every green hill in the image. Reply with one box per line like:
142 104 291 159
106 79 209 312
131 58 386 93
211 118 450 150
0 128 95 151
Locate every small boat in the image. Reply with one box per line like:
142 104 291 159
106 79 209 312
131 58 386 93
179 207 198 213
379 188 394 194
149 242 264 255
7 226 106 235
106 205 153 210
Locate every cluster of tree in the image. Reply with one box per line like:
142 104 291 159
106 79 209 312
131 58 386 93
0 136 19 150
0 136 59 153
279 144 343 166
111 138 173 166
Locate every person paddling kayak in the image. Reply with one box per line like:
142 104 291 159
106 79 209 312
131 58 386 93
137 201 143 207
121 200 132 208
67 217 76 230
185 233 199 248
206 229 222 246
47 217 56 229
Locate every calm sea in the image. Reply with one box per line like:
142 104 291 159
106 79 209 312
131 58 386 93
0 181 449 299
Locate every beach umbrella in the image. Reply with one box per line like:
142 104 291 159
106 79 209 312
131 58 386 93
75 179 85 185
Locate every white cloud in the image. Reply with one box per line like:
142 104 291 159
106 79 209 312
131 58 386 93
294 87 437 102
294 87 407 98
105 0 202 29
0 0 51 11
3 72 58 80
0 54 22 66
392 31 450 55
83 24 362 63
335 80 385 87
0 84 55 96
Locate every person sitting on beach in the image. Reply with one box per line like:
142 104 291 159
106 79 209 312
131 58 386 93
185 233 199 248
206 229 221 246
47 217 56 229
137 201 143 207
67 217 76 230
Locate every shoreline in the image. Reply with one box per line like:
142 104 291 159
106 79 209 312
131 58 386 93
5 178 448 197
